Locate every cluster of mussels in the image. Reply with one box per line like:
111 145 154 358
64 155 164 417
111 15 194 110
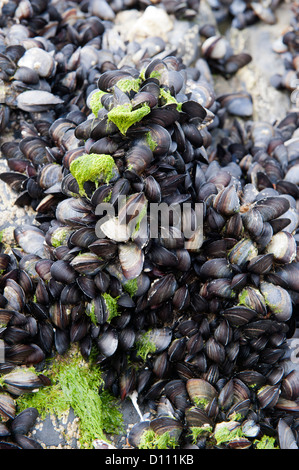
0 0 298 451
208 0 281 28
271 1 299 100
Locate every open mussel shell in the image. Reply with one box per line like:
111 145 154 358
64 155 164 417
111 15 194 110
118 243 144 280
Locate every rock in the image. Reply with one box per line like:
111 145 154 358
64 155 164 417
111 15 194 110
125 6 174 42
222 2 292 122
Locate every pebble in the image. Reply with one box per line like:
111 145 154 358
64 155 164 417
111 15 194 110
125 6 174 42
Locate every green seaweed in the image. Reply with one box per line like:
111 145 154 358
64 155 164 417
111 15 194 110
254 435 279 449
145 131 157 151
103 190 112 203
149 70 162 80
159 87 182 111
16 347 123 448
138 429 178 449
138 68 146 81
51 227 71 248
238 288 250 307
193 397 210 409
86 302 97 325
136 330 157 362
107 103 151 135
214 422 244 445
69 153 116 196
90 90 107 117
116 77 141 93
102 293 119 322
123 278 138 297
189 425 213 444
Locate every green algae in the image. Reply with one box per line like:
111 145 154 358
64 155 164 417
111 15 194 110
136 330 157 362
189 425 213 444
103 190 112 203
149 70 162 80
238 288 250 307
123 278 138 297
51 227 72 248
138 429 178 449
138 68 146 81
145 131 157 151
107 103 151 135
116 77 141 93
102 292 119 322
69 153 116 196
214 422 245 445
193 397 210 409
254 435 278 449
86 301 97 325
89 90 107 117
159 87 182 111
16 347 123 448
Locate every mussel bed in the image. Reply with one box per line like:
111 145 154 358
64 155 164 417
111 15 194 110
0 0 299 450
